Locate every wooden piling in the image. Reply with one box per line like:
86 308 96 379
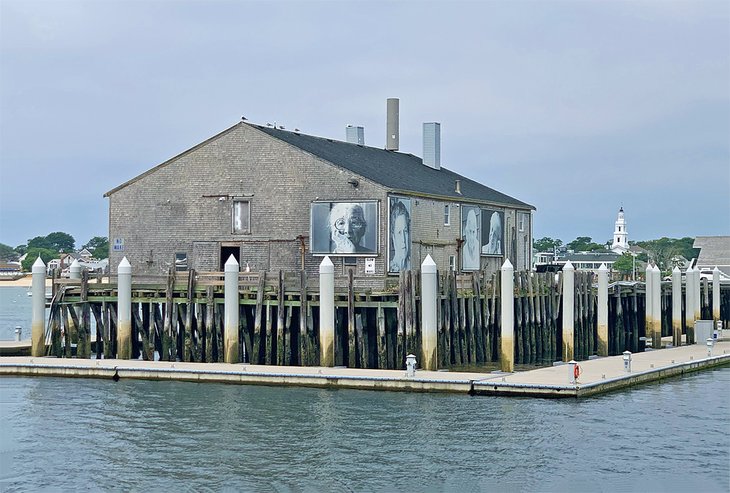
277 270 285 365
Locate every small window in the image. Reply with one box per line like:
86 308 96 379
449 255 456 271
444 204 450 225
175 252 188 271
232 200 250 234
343 257 357 265
519 213 526 232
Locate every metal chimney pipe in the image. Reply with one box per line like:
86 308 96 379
423 122 441 169
386 98 399 151
346 125 365 145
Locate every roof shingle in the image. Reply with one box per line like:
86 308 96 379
253 124 534 210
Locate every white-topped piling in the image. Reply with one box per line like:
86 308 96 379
69 259 81 280
651 265 661 350
420 255 438 371
31 257 46 357
500 259 514 372
713 267 721 326
319 256 335 367
685 266 695 344
117 257 132 359
562 261 575 362
645 263 654 347
671 267 682 346
597 263 608 356
693 267 701 325
224 255 239 364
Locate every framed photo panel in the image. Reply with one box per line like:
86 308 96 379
461 205 481 271
388 196 411 273
311 201 379 255
481 209 504 256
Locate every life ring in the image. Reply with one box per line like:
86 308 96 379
573 364 581 380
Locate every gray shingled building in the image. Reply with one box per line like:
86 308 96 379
105 120 535 280
694 236 730 276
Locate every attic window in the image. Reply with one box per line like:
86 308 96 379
175 252 188 271
232 200 250 234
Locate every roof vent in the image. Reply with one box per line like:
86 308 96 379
345 125 365 145
423 122 441 170
455 180 462 194
386 98 399 151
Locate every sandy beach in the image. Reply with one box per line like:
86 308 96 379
0 275 52 288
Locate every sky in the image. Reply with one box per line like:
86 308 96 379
1 0 728 250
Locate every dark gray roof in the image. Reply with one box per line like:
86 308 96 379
252 124 534 210
694 236 730 267
561 252 620 262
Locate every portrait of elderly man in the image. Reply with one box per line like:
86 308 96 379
388 197 411 272
328 202 374 253
481 210 503 255
462 206 480 270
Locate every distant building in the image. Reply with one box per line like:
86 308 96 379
104 107 535 280
693 236 730 277
611 207 629 254
554 251 620 274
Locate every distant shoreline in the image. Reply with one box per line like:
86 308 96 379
0 275 52 287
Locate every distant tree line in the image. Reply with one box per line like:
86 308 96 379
534 235 699 275
0 233 109 271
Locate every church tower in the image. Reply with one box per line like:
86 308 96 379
611 207 628 253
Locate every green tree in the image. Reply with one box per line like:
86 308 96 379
45 232 75 252
27 235 52 250
613 253 635 278
26 232 75 254
567 236 607 252
635 237 699 271
14 244 27 256
83 236 109 259
21 248 57 271
533 237 563 252
0 243 19 262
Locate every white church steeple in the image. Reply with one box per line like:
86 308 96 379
611 207 628 253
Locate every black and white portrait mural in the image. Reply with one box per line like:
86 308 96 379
461 205 481 270
311 201 378 255
388 196 411 273
481 209 504 256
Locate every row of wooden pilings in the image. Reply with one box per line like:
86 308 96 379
29 255 729 371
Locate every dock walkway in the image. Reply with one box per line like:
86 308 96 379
1 340 728 398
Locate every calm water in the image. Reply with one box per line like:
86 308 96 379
0 287 34 341
0 286 74 341
0 370 728 492
0 286 729 492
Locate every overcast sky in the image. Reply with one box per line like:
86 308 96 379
1 0 728 250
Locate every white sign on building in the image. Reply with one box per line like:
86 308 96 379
113 238 125 252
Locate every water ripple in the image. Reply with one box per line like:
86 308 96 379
0 368 728 492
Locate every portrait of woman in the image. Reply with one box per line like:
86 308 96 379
310 201 378 254
388 197 411 272
481 209 504 256
461 206 480 270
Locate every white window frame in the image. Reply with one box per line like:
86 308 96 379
444 204 450 226
232 199 251 234
174 252 188 271
448 255 456 271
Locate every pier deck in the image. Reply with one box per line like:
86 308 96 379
1 339 728 398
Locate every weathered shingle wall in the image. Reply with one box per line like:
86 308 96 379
108 123 533 281
109 124 390 278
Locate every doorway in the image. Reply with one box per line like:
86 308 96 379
220 246 240 271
